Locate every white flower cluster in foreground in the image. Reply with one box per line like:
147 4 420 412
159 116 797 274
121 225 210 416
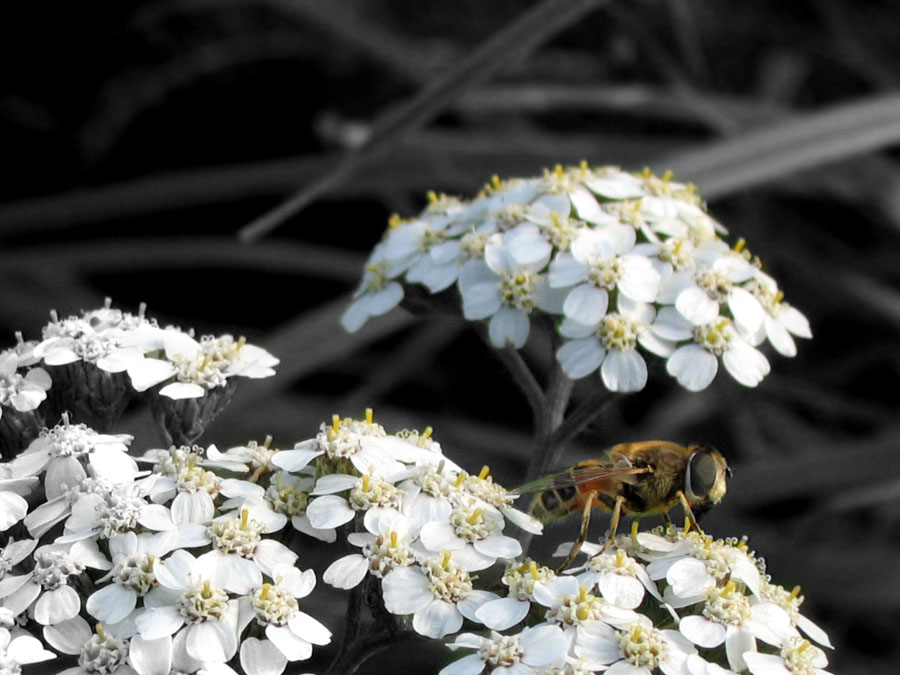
0 419 330 675
437 532 833 675
0 403 835 675
343 164 811 392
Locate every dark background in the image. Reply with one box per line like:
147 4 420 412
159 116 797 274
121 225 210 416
3 1 900 673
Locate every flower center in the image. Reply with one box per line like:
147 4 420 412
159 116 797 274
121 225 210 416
499 271 537 311
350 475 402 511
207 509 264 557
695 268 732 301
548 585 609 625
365 530 415 578
479 635 524 667
460 229 489 259
266 472 310 516
251 583 299 627
178 580 229 624
96 492 144 539
658 237 694 270
113 553 157 595
587 258 622 291
450 502 500 542
539 212 578 251
503 559 555 600
702 581 752 625
598 314 641 352
618 623 667 668
782 636 825 675
693 319 734 356
78 626 129 674
32 550 83 590
424 552 472 603
588 549 639 577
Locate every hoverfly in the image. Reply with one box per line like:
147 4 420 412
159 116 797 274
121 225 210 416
515 441 731 570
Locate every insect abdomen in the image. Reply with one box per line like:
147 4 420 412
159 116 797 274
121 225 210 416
529 485 579 523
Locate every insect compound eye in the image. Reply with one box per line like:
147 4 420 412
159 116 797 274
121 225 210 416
687 449 720 499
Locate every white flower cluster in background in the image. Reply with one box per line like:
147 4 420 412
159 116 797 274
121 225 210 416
342 164 811 392
35 299 278 402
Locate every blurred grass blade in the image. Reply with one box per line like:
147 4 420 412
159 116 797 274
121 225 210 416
238 0 608 243
661 93 900 198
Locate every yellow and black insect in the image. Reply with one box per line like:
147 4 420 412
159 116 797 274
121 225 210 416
515 441 731 570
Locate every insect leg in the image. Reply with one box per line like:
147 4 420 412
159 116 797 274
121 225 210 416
661 511 674 534
599 494 626 553
556 491 596 572
676 491 704 535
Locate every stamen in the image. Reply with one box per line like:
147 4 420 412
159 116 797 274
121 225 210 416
529 561 539 580
390 531 398 548
790 585 802 600
365 408 374 424
478 466 491 480
631 520 640 542
423 426 433 439
260 583 271 601
427 190 439 203
362 475 371 492
616 550 625 568
240 507 250 530
454 473 466 488
95 623 106 641
262 435 273 449
466 508 485 525
720 580 737 598
441 551 452 569
331 415 341 432
202 580 212 599
733 237 747 252
388 214 402 228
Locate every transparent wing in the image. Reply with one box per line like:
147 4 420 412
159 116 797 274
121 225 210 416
512 459 650 496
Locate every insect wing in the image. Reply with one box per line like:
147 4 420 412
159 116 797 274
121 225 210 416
512 462 647 496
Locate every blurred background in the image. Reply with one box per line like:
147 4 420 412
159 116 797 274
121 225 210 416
2 1 900 672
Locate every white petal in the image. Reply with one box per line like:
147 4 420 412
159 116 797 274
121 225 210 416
461 282 502 320
618 256 662 303
240 638 287 675
473 534 521 560
86 583 137 625
135 606 184 640
43 615 92 655
412 599 462 638
438 653 486 675
563 284 609 326
597 574 646 609
34 585 80 625
271 447 323 473
265 624 311 661
311 474 360 495
679 615 726 648
548 252 588 288
323 554 369 590
420 521 465 552
725 626 756 672
652 306 695 341
171 491 215 524
306 495 354 529
186 617 238 663
601 349 647 392
381 568 432 615
676 288 721 326
520 623 568 667
557 338 605 379
728 287 765 333
474 597 530 631
778 306 812 338
667 344 718 391
743 652 792 675
722 340 770 387
667 558 714 598
158 382 206 399
128 634 173 675
764 315 797 357
488 307 530 349
287 610 332 646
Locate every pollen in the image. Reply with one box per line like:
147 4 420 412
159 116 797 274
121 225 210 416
424 553 473 603
618 623 667 668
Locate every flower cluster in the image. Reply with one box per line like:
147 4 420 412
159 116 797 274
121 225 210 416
438 530 833 675
271 411 542 639
1 299 279 447
343 164 810 392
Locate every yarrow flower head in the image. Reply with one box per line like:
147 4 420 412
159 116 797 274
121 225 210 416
344 163 810 392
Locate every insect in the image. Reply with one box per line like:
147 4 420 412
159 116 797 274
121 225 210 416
515 441 731 570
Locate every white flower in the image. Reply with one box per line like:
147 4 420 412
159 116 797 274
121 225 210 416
44 616 137 675
533 576 639 630
381 551 498 638
757 581 832 649
549 226 660 327
0 352 50 414
238 563 331 662
202 507 298 595
475 558 556 631
85 531 182 625
575 546 662 609
306 470 404 530
323 509 416 590
440 624 568 675
418 497 521 571
135 550 240 663
743 635 832 675
744 271 812 357
11 419 137 500
0 540 109 626
574 616 698 675
677 582 793 672
140 445 223 525
664 317 770 391
556 297 673 392
0 468 37 532
458 224 563 349
341 242 405 332
0 628 56 669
